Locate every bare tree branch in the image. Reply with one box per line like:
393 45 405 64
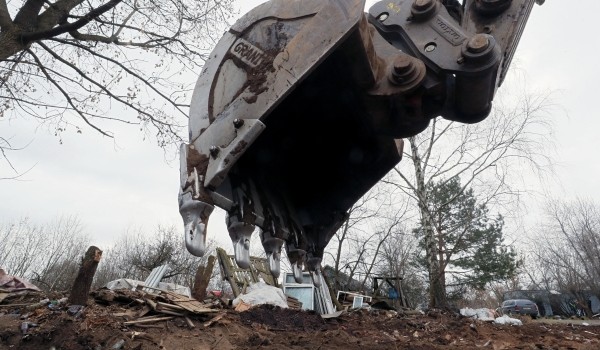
0 0 13 29
22 0 124 43
26 47 112 136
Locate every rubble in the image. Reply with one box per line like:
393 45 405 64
1 291 600 349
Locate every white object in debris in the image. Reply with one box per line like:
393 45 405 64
494 315 523 326
460 308 496 321
232 282 288 309
104 278 191 298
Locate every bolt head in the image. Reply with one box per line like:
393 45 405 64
476 0 512 15
233 118 244 128
209 146 220 158
413 0 434 10
393 55 413 74
467 34 490 53
424 43 437 52
411 0 437 20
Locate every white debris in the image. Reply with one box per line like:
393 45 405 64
494 315 523 326
232 282 289 309
460 308 496 321
104 278 191 297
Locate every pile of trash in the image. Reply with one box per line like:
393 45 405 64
460 307 523 325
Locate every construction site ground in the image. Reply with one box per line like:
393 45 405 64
2 291 600 350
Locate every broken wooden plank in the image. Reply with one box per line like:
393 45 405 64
137 305 152 318
192 255 215 301
203 312 227 328
112 310 139 319
160 291 218 314
234 302 251 312
123 316 174 325
156 301 185 311
155 309 185 317
184 316 196 329
145 298 158 311
132 324 164 329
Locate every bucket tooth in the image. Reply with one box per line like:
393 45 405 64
226 213 254 269
261 229 285 278
287 248 306 283
292 261 304 283
179 192 214 257
267 251 282 279
309 270 322 288
306 256 322 287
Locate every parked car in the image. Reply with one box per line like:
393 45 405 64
500 299 540 318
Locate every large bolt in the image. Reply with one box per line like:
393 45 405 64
466 34 490 54
233 118 244 128
393 56 414 75
389 55 422 87
209 145 220 158
413 0 434 11
475 0 512 16
411 0 437 20
461 34 497 64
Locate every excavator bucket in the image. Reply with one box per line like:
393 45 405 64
178 0 541 283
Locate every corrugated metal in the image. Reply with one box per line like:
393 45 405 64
142 264 169 294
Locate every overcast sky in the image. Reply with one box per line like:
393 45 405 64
1 0 598 252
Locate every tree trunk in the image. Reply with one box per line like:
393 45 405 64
192 255 215 301
68 246 102 305
409 137 446 308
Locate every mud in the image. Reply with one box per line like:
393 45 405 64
1 299 600 350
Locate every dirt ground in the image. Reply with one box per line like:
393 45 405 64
1 292 599 350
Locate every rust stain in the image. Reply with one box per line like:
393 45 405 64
231 140 248 156
186 146 213 203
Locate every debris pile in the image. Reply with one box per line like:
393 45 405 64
93 286 223 328
2 289 600 349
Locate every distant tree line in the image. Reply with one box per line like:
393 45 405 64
526 199 600 317
0 218 222 293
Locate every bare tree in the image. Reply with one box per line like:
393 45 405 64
0 215 89 290
325 190 381 290
530 198 600 316
387 91 554 308
0 135 32 180
93 225 217 288
0 0 234 148
324 183 410 293
378 227 424 308
0 217 45 277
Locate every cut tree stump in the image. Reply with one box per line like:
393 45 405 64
68 246 102 305
191 255 215 301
